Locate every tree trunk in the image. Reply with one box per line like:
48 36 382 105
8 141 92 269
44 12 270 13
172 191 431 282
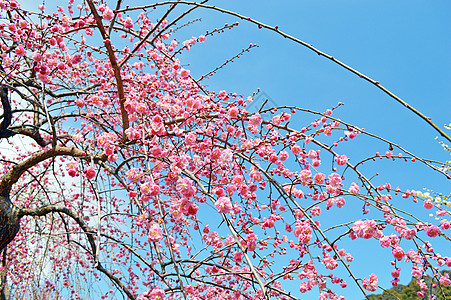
0 195 20 253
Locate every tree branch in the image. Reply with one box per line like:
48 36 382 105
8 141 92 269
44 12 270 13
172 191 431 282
0 146 106 196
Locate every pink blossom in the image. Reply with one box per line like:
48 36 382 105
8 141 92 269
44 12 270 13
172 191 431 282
348 182 360 194
85 166 96 179
362 273 378 292
140 182 160 197
291 144 301 155
334 154 348 166
336 197 346 208
15 45 26 56
328 173 342 188
392 245 405 261
322 257 338 270
308 150 318 159
249 113 262 126
352 219 380 239
184 132 197 145
229 106 239 118
298 169 312 186
102 7 114 21
180 68 190 79
198 35 206 42
75 99 85 108
440 273 450 286
423 200 434 209
279 150 289 161
148 223 163 243
66 161 79 177
124 17 133 29
391 268 400 278
215 197 232 214
149 288 166 299
313 173 325 184
425 225 441 237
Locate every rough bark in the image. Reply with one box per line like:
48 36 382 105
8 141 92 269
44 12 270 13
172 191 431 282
0 195 20 254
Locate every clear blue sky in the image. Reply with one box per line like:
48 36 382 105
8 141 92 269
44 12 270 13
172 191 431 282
18 0 451 298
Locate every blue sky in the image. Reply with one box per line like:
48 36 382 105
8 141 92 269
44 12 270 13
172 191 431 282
16 0 451 298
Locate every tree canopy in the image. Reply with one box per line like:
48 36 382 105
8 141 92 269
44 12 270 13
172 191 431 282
0 1 449 299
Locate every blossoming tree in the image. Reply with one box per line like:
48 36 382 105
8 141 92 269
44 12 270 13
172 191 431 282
0 0 449 299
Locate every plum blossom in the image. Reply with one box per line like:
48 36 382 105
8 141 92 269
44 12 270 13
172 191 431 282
180 68 190 79
84 166 96 179
334 154 348 166
298 169 312 186
362 273 378 292
148 223 163 243
215 197 232 214
392 245 405 261
279 150 289 161
102 7 114 21
348 182 360 194
66 161 79 177
352 219 381 239
249 113 262 126
425 225 441 238
124 17 133 29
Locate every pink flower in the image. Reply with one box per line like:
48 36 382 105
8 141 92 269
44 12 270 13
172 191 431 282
362 273 378 292
124 17 133 29
328 173 342 188
148 223 163 243
291 144 301 155
15 45 26 56
229 106 239 119
184 132 196 145
392 245 405 261
308 150 318 159
180 68 190 79
352 219 380 239
279 150 289 161
425 225 441 237
440 273 450 286
249 113 262 126
423 200 434 209
85 166 96 179
336 197 346 208
66 161 79 177
391 268 400 278
334 154 348 166
198 35 206 42
348 182 360 194
102 7 114 21
322 257 338 270
298 169 312 186
75 99 85 108
215 197 232 214
313 173 325 184
140 182 160 197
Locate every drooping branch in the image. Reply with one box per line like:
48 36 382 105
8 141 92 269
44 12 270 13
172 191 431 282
121 1 451 144
86 0 129 140
0 146 106 196
18 205 135 300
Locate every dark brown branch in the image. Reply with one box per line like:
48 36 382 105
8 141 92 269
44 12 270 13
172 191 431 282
0 146 106 196
0 86 14 139
86 0 129 140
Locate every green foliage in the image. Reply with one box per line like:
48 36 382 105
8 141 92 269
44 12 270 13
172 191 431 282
368 271 451 300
